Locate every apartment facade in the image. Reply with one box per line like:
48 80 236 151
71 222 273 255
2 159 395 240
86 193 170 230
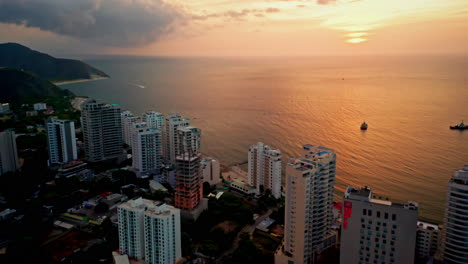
46 118 77 164
416 221 440 262
121 110 139 146
143 111 164 130
164 114 190 163
118 198 181 264
201 157 221 185
177 126 201 156
175 153 203 210
441 165 468 264
81 99 123 162
275 145 337 264
340 186 418 264
0 129 19 175
131 123 163 176
248 142 282 198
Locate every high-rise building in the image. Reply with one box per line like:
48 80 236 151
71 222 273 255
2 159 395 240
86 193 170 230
175 153 203 211
164 114 190 163
121 111 139 147
46 118 77 164
143 111 164 130
441 165 468 264
340 186 418 264
131 122 163 176
248 142 282 198
81 99 123 162
0 129 19 175
177 126 201 155
416 221 441 262
118 198 181 263
144 202 182 264
202 157 221 185
275 145 337 264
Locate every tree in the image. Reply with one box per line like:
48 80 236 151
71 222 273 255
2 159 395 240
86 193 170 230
94 202 109 213
203 181 212 196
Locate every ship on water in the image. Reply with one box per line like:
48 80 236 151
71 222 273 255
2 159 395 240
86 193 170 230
450 120 468 130
360 121 368 130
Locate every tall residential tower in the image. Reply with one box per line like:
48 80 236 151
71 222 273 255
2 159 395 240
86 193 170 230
81 99 123 162
117 198 181 264
164 114 190 163
441 165 468 264
248 142 282 198
275 145 337 264
131 122 163 176
46 118 77 164
0 129 19 175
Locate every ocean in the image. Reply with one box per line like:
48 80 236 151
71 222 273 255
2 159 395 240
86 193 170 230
61 55 468 222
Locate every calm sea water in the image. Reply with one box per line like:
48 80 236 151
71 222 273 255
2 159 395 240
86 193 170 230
62 55 468 222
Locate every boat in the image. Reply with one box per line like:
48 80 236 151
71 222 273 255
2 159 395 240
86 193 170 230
450 120 468 130
360 121 368 130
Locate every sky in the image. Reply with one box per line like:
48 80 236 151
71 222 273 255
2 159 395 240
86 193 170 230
0 0 468 56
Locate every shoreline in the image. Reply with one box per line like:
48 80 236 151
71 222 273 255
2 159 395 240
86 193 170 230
53 76 109 86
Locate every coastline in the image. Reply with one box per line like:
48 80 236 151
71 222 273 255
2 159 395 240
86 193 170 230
53 76 109 86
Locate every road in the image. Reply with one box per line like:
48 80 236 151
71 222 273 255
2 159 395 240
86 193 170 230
216 209 272 262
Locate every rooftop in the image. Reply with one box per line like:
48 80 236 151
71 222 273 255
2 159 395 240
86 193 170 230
452 165 468 185
417 221 440 231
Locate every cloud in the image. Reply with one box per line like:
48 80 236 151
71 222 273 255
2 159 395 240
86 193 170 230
0 0 184 47
192 8 281 21
317 0 337 4
265 8 281 13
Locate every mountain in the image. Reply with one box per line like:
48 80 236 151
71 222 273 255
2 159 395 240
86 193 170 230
0 68 74 102
0 43 108 82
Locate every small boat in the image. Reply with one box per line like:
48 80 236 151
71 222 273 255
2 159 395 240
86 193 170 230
360 121 368 130
450 120 468 130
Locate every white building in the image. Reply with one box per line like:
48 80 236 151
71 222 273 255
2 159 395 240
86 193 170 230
416 221 441 262
202 157 221 185
164 114 190 163
248 142 282 199
0 129 19 175
275 145 337 264
177 126 201 155
144 202 182 264
81 99 123 162
121 111 139 147
131 123 163 177
441 165 468 264
33 102 47 111
0 103 10 113
46 118 78 164
340 186 418 264
143 111 164 130
118 198 181 264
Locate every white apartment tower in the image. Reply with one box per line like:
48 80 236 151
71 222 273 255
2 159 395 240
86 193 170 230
144 202 182 264
46 118 77 164
164 114 190 163
118 198 181 264
0 129 19 175
340 186 418 264
81 99 123 162
202 157 221 185
275 145 337 264
416 221 440 262
131 123 163 176
248 142 282 198
441 165 468 264
143 111 164 130
121 111 139 146
177 126 201 155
